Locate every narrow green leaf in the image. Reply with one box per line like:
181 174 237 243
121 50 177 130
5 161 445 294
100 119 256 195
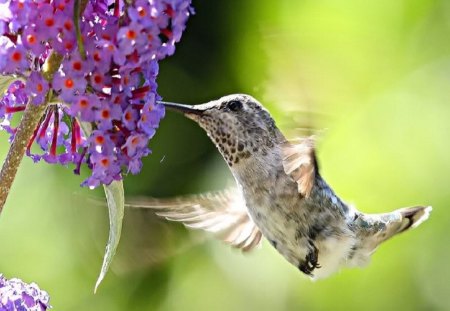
78 120 126 292
94 180 125 293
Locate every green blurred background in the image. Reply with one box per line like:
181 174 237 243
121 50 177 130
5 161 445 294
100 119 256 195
1 0 449 310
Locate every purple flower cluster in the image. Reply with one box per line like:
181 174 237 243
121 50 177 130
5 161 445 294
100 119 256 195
0 274 51 310
0 0 192 187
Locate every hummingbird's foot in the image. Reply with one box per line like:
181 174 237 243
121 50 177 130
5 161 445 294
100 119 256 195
298 243 320 276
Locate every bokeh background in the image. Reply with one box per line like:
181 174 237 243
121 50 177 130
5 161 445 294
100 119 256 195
1 0 449 310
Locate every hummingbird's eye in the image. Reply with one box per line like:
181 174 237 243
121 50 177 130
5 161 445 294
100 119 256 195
228 100 243 112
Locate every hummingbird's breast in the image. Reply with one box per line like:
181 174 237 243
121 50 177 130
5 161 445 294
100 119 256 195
233 145 356 278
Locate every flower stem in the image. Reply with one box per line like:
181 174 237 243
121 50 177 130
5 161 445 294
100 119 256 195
0 51 63 215
74 0 86 60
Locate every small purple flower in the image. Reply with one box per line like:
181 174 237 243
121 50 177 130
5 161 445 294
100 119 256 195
62 53 93 78
122 106 139 130
88 130 115 155
21 26 46 56
138 102 165 137
95 102 122 130
117 23 144 55
8 0 37 32
69 95 100 122
89 70 111 91
128 0 157 28
25 72 49 105
53 9 74 31
112 70 141 95
53 31 77 54
122 133 149 157
0 81 28 139
37 4 60 40
126 159 141 174
52 72 87 101
83 153 122 188
2 44 29 74
0 274 51 310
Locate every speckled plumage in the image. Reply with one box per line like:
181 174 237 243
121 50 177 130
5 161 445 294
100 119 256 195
131 94 432 279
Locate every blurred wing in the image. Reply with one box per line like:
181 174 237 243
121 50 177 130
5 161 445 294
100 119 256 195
281 136 318 198
126 189 263 252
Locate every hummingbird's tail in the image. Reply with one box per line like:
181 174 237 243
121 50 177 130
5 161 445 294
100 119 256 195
363 205 432 247
395 205 432 233
348 206 431 268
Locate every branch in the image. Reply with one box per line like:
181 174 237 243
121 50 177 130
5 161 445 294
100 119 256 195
0 101 47 212
0 51 63 214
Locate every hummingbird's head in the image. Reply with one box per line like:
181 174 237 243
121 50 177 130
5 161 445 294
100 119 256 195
161 94 282 167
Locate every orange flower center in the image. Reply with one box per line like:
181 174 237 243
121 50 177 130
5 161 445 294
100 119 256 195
64 42 74 50
45 18 55 27
27 35 36 45
94 75 102 84
79 99 88 107
101 110 110 118
95 136 105 144
93 52 101 62
64 78 74 89
73 62 82 71
125 111 132 121
64 21 72 31
138 7 146 17
131 137 139 145
113 96 121 104
11 51 22 62
126 30 137 40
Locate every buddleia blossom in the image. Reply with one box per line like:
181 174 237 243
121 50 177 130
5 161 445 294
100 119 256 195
0 274 51 310
0 0 193 187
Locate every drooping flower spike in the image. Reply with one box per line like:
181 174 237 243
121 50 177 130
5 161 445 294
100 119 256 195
0 0 193 187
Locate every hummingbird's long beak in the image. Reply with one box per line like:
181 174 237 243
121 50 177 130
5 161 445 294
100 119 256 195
158 101 204 116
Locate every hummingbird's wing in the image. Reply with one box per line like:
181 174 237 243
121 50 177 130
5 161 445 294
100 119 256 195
281 136 318 198
125 189 263 252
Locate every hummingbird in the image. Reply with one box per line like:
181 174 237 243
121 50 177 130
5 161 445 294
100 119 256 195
128 94 431 279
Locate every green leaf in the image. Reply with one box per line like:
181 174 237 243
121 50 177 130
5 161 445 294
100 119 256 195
0 75 23 95
94 180 125 293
